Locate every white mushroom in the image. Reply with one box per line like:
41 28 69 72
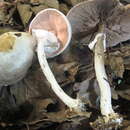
29 8 85 113
66 0 130 124
0 32 35 87
89 30 121 123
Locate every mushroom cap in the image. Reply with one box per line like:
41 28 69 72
0 32 35 86
67 0 130 47
29 8 72 58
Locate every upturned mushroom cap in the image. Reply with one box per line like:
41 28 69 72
29 8 71 58
67 0 130 47
0 32 35 86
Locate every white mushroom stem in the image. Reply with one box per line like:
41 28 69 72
93 33 114 116
33 30 85 113
89 32 122 123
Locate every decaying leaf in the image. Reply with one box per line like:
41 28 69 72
0 8 5 22
59 3 70 15
63 0 87 6
0 1 15 24
31 5 47 14
73 78 99 107
17 3 33 27
117 88 130 100
44 0 59 9
30 0 59 9
0 27 17 35
105 51 124 78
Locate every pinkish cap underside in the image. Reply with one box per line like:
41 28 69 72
29 8 71 58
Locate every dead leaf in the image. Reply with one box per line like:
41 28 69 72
106 51 124 78
17 3 33 27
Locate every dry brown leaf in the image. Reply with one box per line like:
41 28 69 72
17 3 33 27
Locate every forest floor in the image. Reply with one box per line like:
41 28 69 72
0 0 130 130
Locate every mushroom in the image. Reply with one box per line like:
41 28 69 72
0 32 35 87
29 8 86 113
67 0 130 123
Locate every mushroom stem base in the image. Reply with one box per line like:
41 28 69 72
103 113 123 124
90 113 123 129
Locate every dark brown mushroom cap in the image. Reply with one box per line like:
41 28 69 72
29 8 71 58
67 0 130 47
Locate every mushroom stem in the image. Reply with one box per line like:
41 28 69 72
89 25 122 123
37 38 85 113
94 33 114 116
